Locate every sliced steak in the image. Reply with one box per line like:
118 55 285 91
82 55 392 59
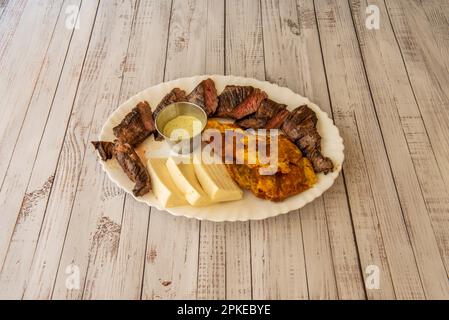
256 99 287 120
187 78 218 116
92 141 115 161
153 88 187 119
282 105 317 141
265 108 290 129
282 105 334 174
113 141 151 197
230 88 268 120
236 116 267 129
113 101 155 146
215 85 254 117
93 140 152 197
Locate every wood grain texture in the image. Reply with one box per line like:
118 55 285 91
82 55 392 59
51 0 140 300
0 0 27 60
349 0 449 298
385 0 449 192
0 0 64 189
0 0 8 17
315 0 427 299
22 0 135 299
0 0 99 300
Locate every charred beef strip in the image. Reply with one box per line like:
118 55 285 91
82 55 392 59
256 99 287 120
282 105 334 174
282 105 317 141
113 101 155 146
265 108 290 129
215 86 254 117
153 88 187 140
187 78 218 116
235 98 287 130
91 141 115 161
153 88 187 118
230 88 268 120
92 140 151 197
113 141 151 197
236 116 267 129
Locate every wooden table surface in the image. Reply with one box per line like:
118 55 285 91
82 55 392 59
0 0 448 300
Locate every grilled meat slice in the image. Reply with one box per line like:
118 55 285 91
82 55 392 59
92 141 115 161
256 99 287 120
153 88 187 140
282 105 317 141
297 129 333 174
113 101 155 146
236 116 267 129
282 105 334 174
307 150 334 174
153 88 187 118
265 108 291 129
230 88 268 120
187 78 218 116
215 85 254 117
113 141 151 197
92 140 151 197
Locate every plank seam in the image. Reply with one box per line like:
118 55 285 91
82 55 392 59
0 0 78 274
20 0 100 300
312 0 368 300
383 0 449 278
78 0 141 300
0 0 66 193
348 0 433 298
139 207 152 300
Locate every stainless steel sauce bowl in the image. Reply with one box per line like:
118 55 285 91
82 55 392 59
154 102 207 154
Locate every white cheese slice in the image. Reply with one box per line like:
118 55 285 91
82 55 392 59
166 157 211 207
193 153 243 203
147 158 188 208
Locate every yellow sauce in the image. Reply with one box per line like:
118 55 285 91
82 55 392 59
163 115 203 140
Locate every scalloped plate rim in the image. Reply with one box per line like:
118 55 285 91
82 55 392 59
98 75 345 222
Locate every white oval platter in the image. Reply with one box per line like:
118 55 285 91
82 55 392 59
99 75 344 222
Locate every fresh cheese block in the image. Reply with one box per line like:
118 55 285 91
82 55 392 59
147 158 188 208
193 154 243 203
166 157 211 207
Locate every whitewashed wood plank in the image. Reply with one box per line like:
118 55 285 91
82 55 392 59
196 0 226 300
315 0 426 299
416 0 449 70
142 0 212 300
0 0 27 61
224 0 266 300
197 222 226 299
50 0 140 300
0 0 64 189
0 0 98 300
350 0 449 299
225 222 252 299
385 0 449 192
0 0 8 17
261 0 341 299
22 0 135 299
79 0 172 300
